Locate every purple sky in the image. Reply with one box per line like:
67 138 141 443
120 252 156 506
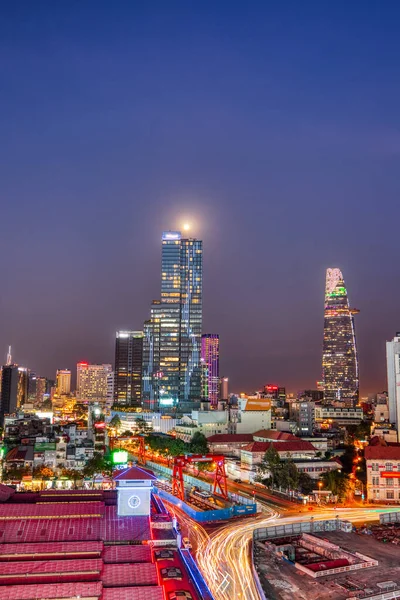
1 2 400 394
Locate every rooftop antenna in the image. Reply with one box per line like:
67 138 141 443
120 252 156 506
6 346 12 366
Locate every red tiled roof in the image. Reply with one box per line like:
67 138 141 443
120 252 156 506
102 588 164 600
242 440 316 453
102 563 157 587
365 445 400 460
207 434 254 443
114 466 156 481
252 429 299 441
103 545 151 563
0 582 102 600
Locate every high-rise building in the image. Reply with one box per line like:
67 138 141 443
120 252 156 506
142 231 203 410
219 376 229 402
0 365 28 423
322 268 359 403
386 334 400 437
27 371 37 403
201 334 219 406
114 331 143 407
76 362 112 403
56 369 71 395
35 377 47 406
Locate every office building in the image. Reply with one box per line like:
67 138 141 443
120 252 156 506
76 362 112 403
0 365 28 424
201 334 219 406
35 377 47 406
289 400 316 436
56 369 71 396
322 268 359 403
220 376 229 401
386 334 400 438
114 331 143 407
142 230 202 409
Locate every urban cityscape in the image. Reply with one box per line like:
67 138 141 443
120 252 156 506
2 4 400 600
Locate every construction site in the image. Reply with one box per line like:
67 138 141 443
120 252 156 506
253 519 400 600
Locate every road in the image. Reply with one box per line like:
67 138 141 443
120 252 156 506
166 501 400 600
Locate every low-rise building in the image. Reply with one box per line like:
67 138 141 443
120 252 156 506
207 433 254 457
365 444 400 503
314 405 364 428
241 440 317 470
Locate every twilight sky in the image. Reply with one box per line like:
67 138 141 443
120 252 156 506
1 1 400 395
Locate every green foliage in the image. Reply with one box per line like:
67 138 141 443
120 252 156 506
3 465 29 481
298 472 314 495
339 445 356 474
321 469 351 500
258 447 299 492
109 415 121 429
189 432 208 454
121 430 134 437
83 453 112 478
134 418 152 434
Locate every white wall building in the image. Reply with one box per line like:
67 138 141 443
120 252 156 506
387 334 400 439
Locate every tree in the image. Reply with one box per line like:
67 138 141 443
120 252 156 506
321 470 351 501
121 430 133 437
298 472 314 495
189 432 208 455
3 465 29 482
258 446 281 487
110 415 121 429
134 418 152 435
168 438 188 457
62 468 82 489
83 453 112 479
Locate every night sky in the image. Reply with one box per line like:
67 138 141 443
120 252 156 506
1 2 400 394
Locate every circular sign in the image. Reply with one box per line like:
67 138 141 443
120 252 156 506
128 494 141 509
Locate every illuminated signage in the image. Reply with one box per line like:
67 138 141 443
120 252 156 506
112 450 129 464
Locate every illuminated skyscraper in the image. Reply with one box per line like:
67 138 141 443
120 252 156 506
56 369 71 395
142 231 202 409
322 268 359 403
77 362 112 403
201 334 219 406
114 331 143 407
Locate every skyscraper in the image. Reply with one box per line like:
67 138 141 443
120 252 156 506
76 362 112 403
56 369 71 395
0 365 27 424
114 331 143 407
386 334 400 438
142 231 203 409
322 268 359 403
201 334 219 406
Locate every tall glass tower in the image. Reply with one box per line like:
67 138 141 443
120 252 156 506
201 334 220 406
322 268 359 403
142 231 203 409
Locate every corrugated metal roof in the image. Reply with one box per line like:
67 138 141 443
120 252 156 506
0 557 102 577
0 581 102 600
102 587 164 600
0 501 104 520
103 545 151 563
0 484 14 502
0 540 103 559
102 563 157 587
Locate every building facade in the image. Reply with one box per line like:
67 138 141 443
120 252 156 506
386 334 400 438
289 401 316 436
322 268 359 403
114 331 143 408
365 445 400 504
142 231 203 410
76 362 112 403
56 369 71 396
201 334 219 406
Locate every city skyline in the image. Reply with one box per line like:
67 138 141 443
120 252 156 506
2 4 400 394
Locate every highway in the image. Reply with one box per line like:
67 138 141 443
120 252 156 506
166 500 400 600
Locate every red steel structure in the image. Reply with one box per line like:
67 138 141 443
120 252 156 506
110 435 146 464
171 454 228 501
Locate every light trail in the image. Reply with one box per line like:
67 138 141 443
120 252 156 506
193 506 400 600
